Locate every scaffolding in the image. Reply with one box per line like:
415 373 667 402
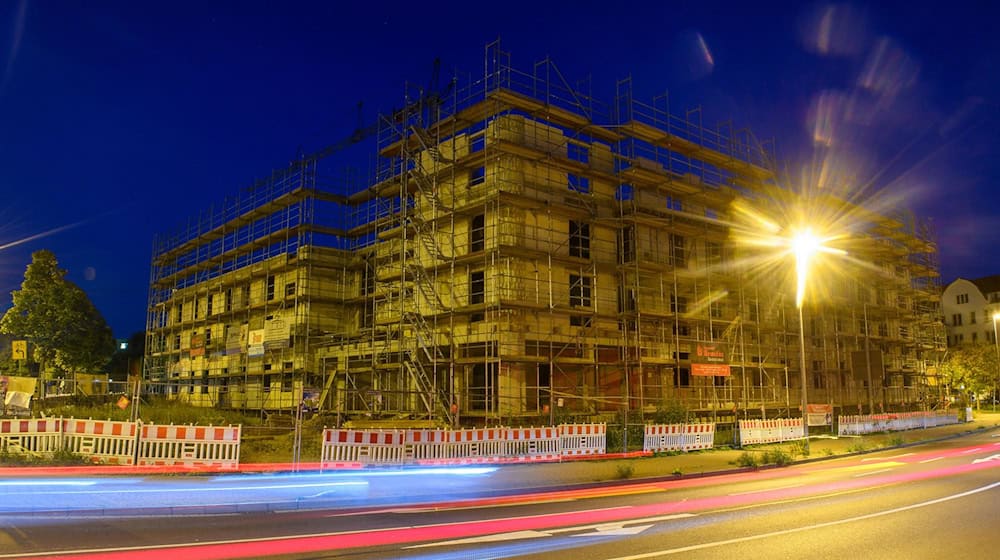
144 42 946 424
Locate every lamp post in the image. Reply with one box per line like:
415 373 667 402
992 312 1000 411
791 231 820 441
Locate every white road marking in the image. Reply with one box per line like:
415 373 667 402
601 481 1000 559
972 454 1000 464
853 468 894 478
861 453 914 462
960 447 983 454
918 457 945 464
572 524 654 537
406 513 695 548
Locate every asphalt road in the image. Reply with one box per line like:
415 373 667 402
2 428 998 559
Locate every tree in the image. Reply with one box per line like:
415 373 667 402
0 250 115 373
938 344 998 409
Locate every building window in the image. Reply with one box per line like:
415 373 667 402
568 173 590 193
952 313 963 326
285 282 296 297
207 295 213 316
957 293 969 304
361 262 375 296
194 298 200 319
176 303 183 323
225 288 233 312
670 294 687 314
617 226 635 263
243 285 251 307
470 214 485 253
973 332 979 342
469 166 485 187
706 241 722 265
470 270 485 304
174 334 181 350
669 233 687 267
970 311 976 324
617 285 636 313
569 274 592 308
266 276 276 301
568 142 589 163
204 327 211 347
710 301 722 319
569 221 591 259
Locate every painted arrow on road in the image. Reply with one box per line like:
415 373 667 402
972 454 1000 464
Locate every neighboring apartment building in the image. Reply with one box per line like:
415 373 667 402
144 44 946 425
941 275 1000 346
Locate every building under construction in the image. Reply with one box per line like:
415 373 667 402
144 43 946 426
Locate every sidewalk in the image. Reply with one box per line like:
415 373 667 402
485 411 1000 491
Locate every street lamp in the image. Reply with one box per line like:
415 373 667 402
791 230 820 440
992 312 1000 411
788 228 845 441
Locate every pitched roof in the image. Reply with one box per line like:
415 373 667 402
971 274 1000 295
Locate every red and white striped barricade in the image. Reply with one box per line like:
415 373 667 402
644 424 686 453
321 429 405 469
780 418 804 441
0 418 62 455
445 428 507 463
405 429 450 462
138 423 241 470
558 423 606 457
682 423 715 450
738 419 762 446
505 427 560 463
61 418 138 465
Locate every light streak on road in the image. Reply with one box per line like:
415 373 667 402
6 459 998 560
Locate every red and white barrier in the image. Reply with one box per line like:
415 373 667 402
739 418 805 446
137 423 241 470
683 423 716 450
643 423 715 452
0 418 62 455
321 429 405 468
837 411 959 436
444 428 507 464
61 418 137 465
559 423 607 457
506 427 561 462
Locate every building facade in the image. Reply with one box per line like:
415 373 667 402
144 44 946 425
941 275 1000 346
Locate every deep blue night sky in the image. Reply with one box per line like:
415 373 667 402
1 1 998 338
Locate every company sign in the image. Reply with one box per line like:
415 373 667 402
691 343 730 377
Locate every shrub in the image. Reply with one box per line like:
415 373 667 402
615 463 635 479
788 439 810 458
737 451 759 468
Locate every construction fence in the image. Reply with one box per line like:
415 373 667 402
837 411 960 436
0 417 241 470
321 423 608 469
738 418 806 446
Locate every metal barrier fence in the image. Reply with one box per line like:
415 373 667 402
837 411 960 436
0 417 241 470
643 423 717 453
738 418 805 446
320 423 607 469
137 423 242 470
62 418 137 465
0 418 63 454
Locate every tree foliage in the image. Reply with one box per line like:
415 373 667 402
938 344 999 404
0 250 115 373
